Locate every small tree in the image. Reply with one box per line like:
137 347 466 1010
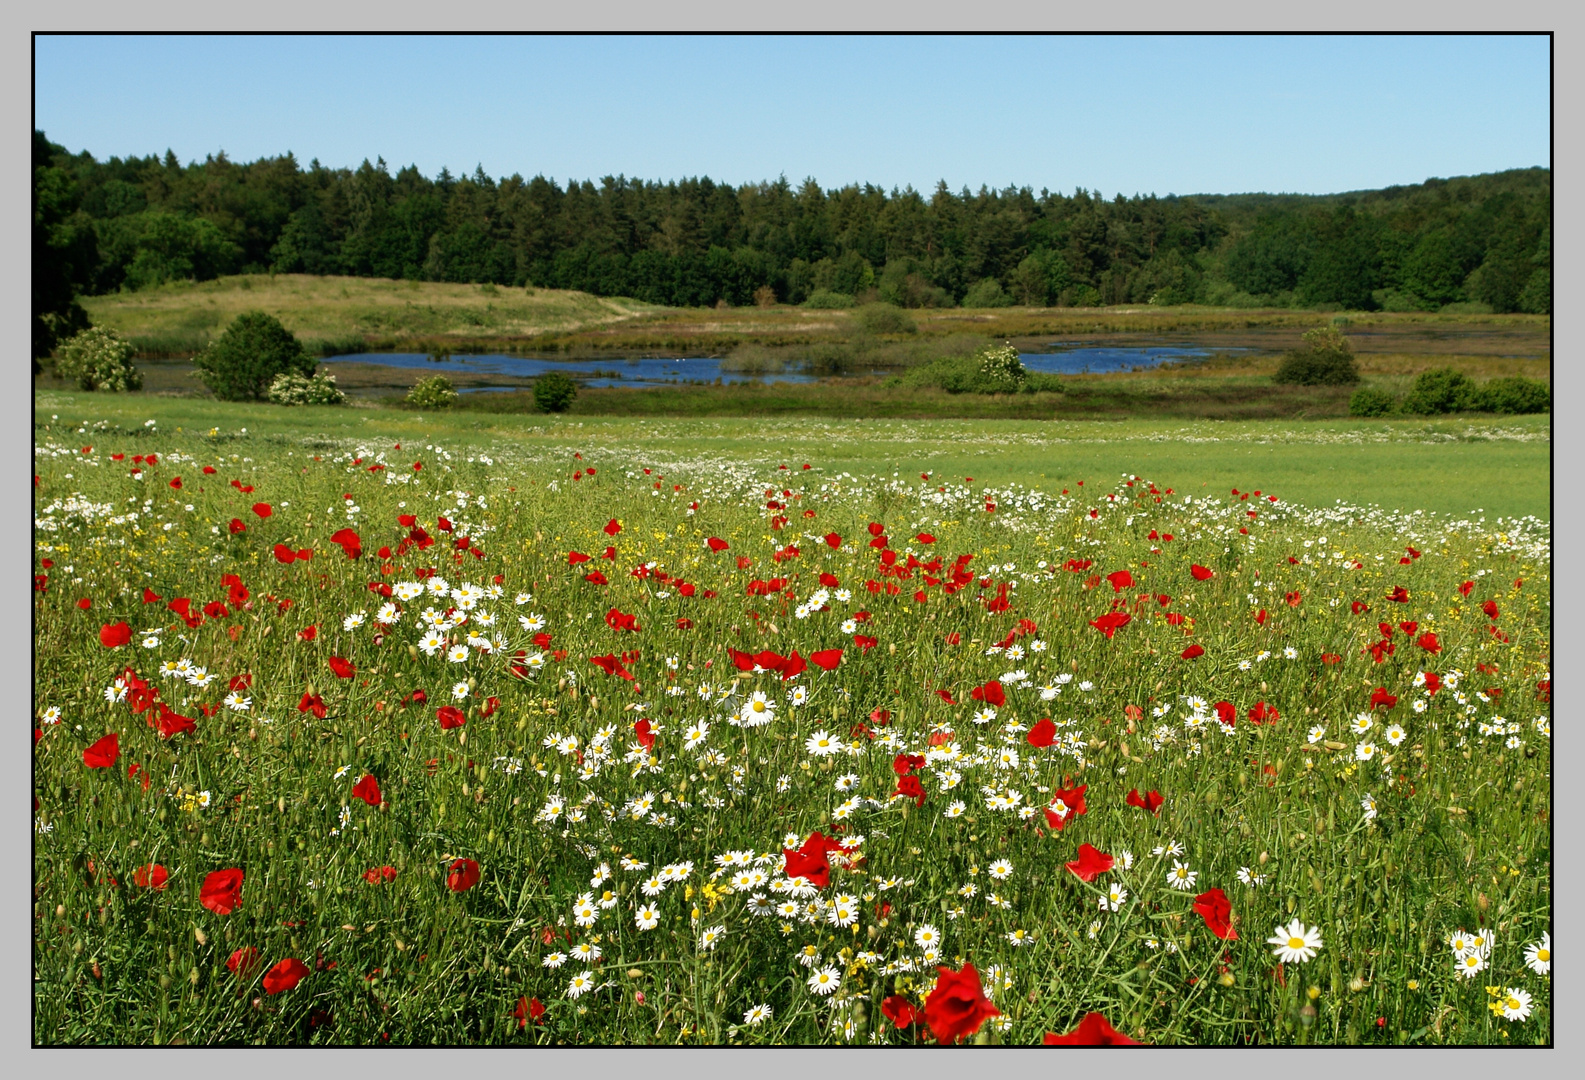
1348 387 1398 417
534 371 578 413
193 312 313 400
406 375 459 409
54 326 142 392
974 343 1026 393
1400 367 1479 414
1272 325 1359 386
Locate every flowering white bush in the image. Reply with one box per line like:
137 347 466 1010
975 343 1026 393
54 327 142 392
266 371 347 406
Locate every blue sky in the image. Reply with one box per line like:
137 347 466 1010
34 35 1550 197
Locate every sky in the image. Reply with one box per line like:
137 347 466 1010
33 34 1550 198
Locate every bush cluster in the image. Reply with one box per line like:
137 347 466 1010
899 343 1061 396
53 326 142 392
406 375 459 409
1272 326 1360 386
192 312 314 401
533 371 578 413
1349 368 1550 417
801 290 855 309
266 371 347 406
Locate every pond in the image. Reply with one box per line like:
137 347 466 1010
321 343 1245 391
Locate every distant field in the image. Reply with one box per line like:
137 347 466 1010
78 273 1551 360
33 390 1550 521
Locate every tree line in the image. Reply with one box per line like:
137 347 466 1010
34 129 1550 357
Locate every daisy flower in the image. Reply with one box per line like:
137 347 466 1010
1166 860 1197 891
699 925 725 950
988 859 1013 881
1307 725 1326 744
1523 932 1551 975
804 730 839 756
1101 883 1128 911
743 1004 772 1026
447 645 470 664
343 611 366 631
451 682 470 700
1267 919 1323 963
1456 952 1487 978
807 966 841 995
566 971 595 999
1498 987 1533 1022
542 951 568 969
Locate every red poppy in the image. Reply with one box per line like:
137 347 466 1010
822 532 842 549
363 866 398 884
446 857 481 893
1424 672 1442 696
604 607 641 632
1321 652 1342 664
99 622 132 648
1387 586 1409 603
1285 591 1302 607
583 570 609 586
157 708 196 739
634 718 656 751
853 634 878 652
589 654 635 680
515 995 546 1028
1065 843 1115 882
881 995 918 1029
1043 1012 1140 1045
567 550 590 565
783 832 834 889
808 648 843 671
1181 643 1205 660
603 518 621 536
273 543 299 564
1458 580 1475 597
133 863 169 889
481 696 501 717
252 502 273 519
328 656 355 679
922 963 1001 1045
1026 718 1057 748
1190 564 1214 581
1482 600 1500 620
706 536 729 552
1369 687 1398 709
915 532 936 544
437 705 467 729
1127 788 1166 815
83 733 120 769
892 752 925 776
330 528 362 558
1089 612 1131 638
893 774 926 807
262 957 309 994
200 868 244 915
226 946 262 979
969 680 1006 707
1193 886 1238 939
1214 700 1236 728
298 624 318 641
1106 569 1134 592
352 774 382 806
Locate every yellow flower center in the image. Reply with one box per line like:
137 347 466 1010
752 701 766 712
1536 949 1549 962
1288 936 1306 950
1506 997 1521 1010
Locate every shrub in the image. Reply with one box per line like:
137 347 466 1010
1475 376 1550 415
533 371 578 413
975 343 1026 392
1400 367 1479 415
853 303 916 335
192 311 313 400
53 326 142 392
267 371 347 406
901 343 1028 395
1349 387 1399 417
1272 325 1359 386
406 375 459 409
802 290 855 309
961 278 1013 308
752 285 778 308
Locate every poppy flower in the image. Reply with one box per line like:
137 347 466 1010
200 868 244 915
853 634 878 652
921 962 1001 1045
634 719 656 751
1416 632 1441 654
1193 887 1238 939
706 536 729 552
1481 600 1500 620
783 832 834 889
1106 569 1134 592
1181 643 1205 660
262 957 309 995
157 708 196 739
446 858 481 893
969 680 1006 707
1387 586 1409 603
437 705 467 730
1369 687 1398 709
515 995 546 1028
589 654 635 680
133 863 169 889
806 648 843 672
363 866 398 885
893 774 926 807
1026 718 1057 748
251 503 273 519
583 571 609 586
1248 701 1279 725
881 995 918 1029
1190 564 1214 581
1065 843 1115 882
604 607 640 632
1424 672 1442 695
1089 612 1131 639
328 656 355 679
1458 580 1474 597
1043 1012 1140 1045
351 774 382 806
915 532 936 544
83 733 120 769
822 532 842 549
604 518 621 536
330 528 362 558
1126 788 1166 815
1214 701 1236 728
226 947 262 979
1321 653 1342 664
99 622 132 649
273 543 298 563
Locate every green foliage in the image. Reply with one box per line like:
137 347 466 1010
120 213 242 291
801 290 855 309
1273 326 1360 386
266 371 347 406
1348 387 1399 417
533 371 578 413
1473 376 1549 415
1400 368 1480 415
406 375 459 409
53 326 142 392
192 312 314 401
902 343 1032 394
852 303 916 335
961 278 1013 308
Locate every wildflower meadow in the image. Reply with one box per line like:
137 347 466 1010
33 420 1551 1046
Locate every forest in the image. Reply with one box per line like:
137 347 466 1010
33 130 1550 356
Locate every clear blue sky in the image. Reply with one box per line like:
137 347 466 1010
34 34 1550 197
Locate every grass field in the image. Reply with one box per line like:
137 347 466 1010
31 394 1553 1045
